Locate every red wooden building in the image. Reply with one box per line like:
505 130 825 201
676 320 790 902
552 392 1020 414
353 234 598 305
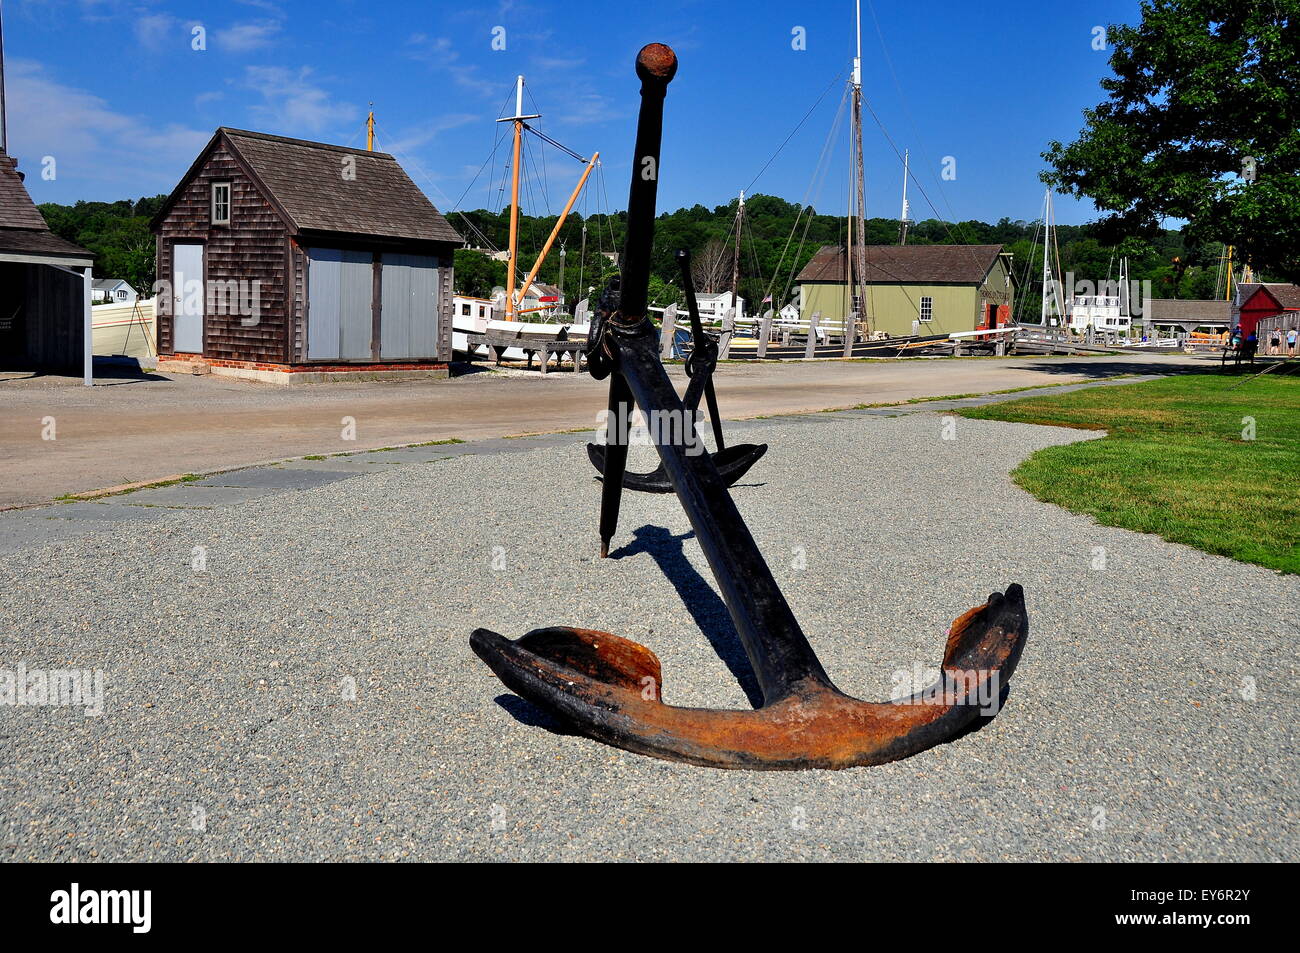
1234 283 1300 338
152 128 461 382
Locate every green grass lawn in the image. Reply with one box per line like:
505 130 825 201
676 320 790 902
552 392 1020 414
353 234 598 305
960 371 1300 574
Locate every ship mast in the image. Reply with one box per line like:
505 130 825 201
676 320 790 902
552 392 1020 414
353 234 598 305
0 0 8 155
848 0 870 346
497 75 540 321
1039 188 1065 326
366 103 375 152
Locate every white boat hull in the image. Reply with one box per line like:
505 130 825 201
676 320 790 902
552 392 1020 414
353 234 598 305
453 315 589 364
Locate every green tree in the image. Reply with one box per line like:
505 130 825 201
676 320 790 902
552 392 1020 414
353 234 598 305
1043 1 1300 281
453 248 506 298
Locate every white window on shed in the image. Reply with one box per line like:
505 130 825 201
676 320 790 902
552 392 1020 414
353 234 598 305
211 182 231 225
919 296 933 322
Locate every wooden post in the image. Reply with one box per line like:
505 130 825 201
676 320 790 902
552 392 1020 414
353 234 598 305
842 310 858 357
720 306 735 359
660 303 677 360
804 311 820 359
82 266 93 386
757 309 773 359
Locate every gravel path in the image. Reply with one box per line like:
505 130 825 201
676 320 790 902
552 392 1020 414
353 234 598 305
1 405 1295 861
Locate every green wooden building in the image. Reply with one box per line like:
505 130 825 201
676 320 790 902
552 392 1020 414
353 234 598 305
796 244 1017 337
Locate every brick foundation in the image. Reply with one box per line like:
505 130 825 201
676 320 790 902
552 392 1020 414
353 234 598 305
157 354 450 384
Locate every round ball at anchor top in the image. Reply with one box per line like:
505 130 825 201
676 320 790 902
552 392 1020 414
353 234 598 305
636 43 678 83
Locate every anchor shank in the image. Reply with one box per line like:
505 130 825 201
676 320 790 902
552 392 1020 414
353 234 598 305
617 53 672 326
609 318 833 703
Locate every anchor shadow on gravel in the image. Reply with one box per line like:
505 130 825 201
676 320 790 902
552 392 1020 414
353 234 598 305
493 523 765 733
606 524 764 708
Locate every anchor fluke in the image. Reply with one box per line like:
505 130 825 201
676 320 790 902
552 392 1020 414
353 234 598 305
470 585 1028 770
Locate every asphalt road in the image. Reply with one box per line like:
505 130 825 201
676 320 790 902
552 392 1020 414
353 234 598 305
0 352 1207 508
1 386 1293 861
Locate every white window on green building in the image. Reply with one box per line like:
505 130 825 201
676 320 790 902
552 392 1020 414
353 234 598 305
919 296 933 322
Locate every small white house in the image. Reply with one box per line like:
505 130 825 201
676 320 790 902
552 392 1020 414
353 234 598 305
91 278 138 305
779 302 800 323
525 282 565 317
1067 294 1131 333
694 292 745 324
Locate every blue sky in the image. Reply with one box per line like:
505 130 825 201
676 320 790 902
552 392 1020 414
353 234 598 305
4 0 1142 225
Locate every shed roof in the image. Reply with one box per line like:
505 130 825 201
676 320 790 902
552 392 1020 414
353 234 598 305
1239 283 1300 311
1144 299 1232 322
0 154 94 263
0 155 49 230
530 281 563 298
0 226 94 260
796 244 1010 285
156 128 461 244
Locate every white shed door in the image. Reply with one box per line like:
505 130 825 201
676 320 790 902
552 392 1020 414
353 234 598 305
172 243 204 353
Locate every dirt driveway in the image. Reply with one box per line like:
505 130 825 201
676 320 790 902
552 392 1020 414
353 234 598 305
0 353 1201 507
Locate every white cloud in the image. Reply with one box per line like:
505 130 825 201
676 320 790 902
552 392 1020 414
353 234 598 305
4 58 211 197
379 113 481 158
405 35 504 99
555 92 619 125
133 13 179 52
241 66 357 135
216 20 283 53
532 55 585 71
235 0 285 13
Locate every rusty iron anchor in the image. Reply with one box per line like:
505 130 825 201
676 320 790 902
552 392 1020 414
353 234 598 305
586 248 767 493
469 43 1030 770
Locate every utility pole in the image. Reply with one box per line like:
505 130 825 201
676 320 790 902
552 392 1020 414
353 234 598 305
898 149 912 246
578 221 587 301
557 244 566 308
728 190 744 318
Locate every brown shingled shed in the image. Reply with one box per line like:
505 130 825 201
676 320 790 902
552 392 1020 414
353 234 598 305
151 128 462 382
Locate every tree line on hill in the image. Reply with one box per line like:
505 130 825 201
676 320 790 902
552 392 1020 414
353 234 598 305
37 196 165 299
454 193 1243 320
39 192 1247 321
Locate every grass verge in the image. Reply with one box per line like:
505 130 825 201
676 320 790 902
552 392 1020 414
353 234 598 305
960 371 1300 574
